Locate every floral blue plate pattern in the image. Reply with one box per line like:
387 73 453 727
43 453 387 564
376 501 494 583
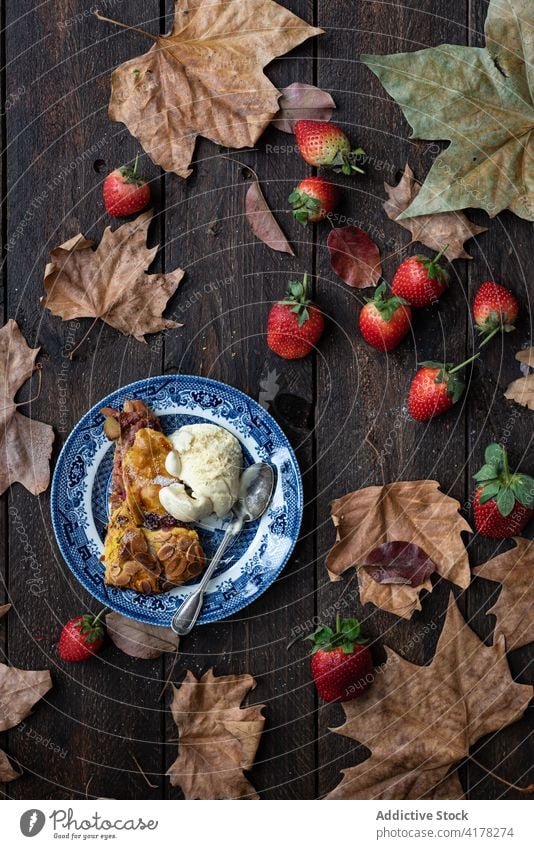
51 376 303 627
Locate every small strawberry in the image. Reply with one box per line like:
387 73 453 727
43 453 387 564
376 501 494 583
294 120 365 175
359 282 412 352
288 177 341 225
391 245 449 308
473 281 519 346
267 273 324 360
307 615 373 703
408 354 479 421
103 155 151 217
58 610 105 662
473 443 534 538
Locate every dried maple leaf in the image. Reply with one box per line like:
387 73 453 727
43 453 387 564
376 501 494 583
272 82 336 133
100 1 323 178
327 481 472 618
383 164 488 260
106 612 179 659
363 0 534 221
0 662 52 783
42 211 183 343
167 669 265 799
505 347 534 410
473 537 534 651
327 226 382 289
0 320 54 496
327 596 533 799
245 179 294 255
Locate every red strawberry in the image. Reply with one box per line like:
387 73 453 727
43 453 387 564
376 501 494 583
308 615 373 703
359 283 412 352
103 156 151 217
267 273 324 360
473 281 519 345
473 443 534 538
294 120 365 175
288 177 340 225
391 245 449 308
408 354 479 421
58 610 105 662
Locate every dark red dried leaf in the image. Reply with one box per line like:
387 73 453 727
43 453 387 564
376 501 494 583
362 541 436 587
327 226 381 288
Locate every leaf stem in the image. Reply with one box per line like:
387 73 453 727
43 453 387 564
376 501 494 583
13 364 42 409
94 11 158 42
68 317 99 361
468 754 534 795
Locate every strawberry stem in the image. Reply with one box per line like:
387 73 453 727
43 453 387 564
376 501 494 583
132 154 139 179
478 325 500 348
92 608 107 626
335 612 341 633
433 244 449 264
94 11 158 42
448 352 480 375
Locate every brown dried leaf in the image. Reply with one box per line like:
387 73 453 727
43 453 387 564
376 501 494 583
106 0 323 178
327 226 382 288
42 211 184 343
0 321 54 496
0 604 11 620
106 612 179 659
473 537 534 651
167 668 265 799
245 180 294 255
504 347 534 410
383 164 488 260
0 662 52 784
272 83 336 133
327 481 472 618
327 597 533 799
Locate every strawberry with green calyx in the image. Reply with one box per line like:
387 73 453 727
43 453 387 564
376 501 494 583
408 353 480 421
359 282 412 352
288 176 340 225
391 244 449 308
103 155 151 217
473 281 519 347
473 443 534 538
294 120 365 176
58 609 106 662
267 273 324 360
307 614 373 703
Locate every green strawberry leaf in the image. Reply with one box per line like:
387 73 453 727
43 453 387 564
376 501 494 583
496 486 516 517
485 443 506 468
511 474 534 507
340 618 361 641
474 464 500 482
479 481 500 502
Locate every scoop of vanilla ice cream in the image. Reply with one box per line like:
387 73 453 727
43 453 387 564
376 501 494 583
159 424 242 522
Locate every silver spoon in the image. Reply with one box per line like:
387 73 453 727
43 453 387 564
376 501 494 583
170 462 275 635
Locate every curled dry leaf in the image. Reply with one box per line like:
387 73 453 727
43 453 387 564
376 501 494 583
0 663 52 783
167 668 265 799
362 541 436 587
0 320 54 497
106 612 179 659
42 211 184 344
327 596 533 799
327 480 472 618
383 164 488 260
245 180 294 255
473 537 534 651
327 226 382 288
103 0 322 178
272 82 336 133
504 348 534 410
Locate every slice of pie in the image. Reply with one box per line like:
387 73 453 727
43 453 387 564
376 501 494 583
100 400 205 594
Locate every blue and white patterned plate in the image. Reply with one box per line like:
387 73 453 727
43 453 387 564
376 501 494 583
51 375 303 627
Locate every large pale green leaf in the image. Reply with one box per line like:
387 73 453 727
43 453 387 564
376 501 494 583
362 0 534 221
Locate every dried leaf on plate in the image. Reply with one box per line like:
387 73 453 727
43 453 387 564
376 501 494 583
103 0 323 177
272 83 336 133
42 211 184 343
504 348 534 410
167 669 265 799
327 480 472 618
327 226 382 288
327 596 533 799
473 537 534 651
0 663 52 783
0 320 54 497
383 164 488 260
245 180 294 255
106 612 179 659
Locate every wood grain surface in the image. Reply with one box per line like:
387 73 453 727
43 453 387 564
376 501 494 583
1 0 532 800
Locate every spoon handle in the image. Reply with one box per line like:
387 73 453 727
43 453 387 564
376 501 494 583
171 522 236 635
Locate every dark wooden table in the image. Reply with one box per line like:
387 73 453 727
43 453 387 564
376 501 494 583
1 0 533 800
